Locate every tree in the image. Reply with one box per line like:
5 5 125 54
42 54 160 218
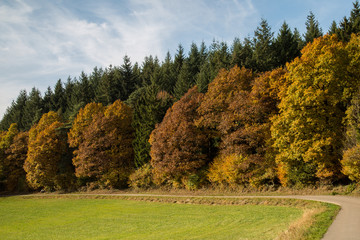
0 123 19 191
120 55 138 99
274 22 301 66
4 131 29 192
51 79 67 114
68 102 105 149
328 21 338 35
129 84 173 169
196 66 254 132
24 112 72 191
304 12 323 44
0 90 27 131
231 38 255 70
75 100 134 188
337 1 360 41
253 19 276 72
271 35 360 186
150 86 209 188
173 61 194 99
23 88 43 130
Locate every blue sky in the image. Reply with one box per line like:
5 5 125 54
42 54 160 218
0 0 355 118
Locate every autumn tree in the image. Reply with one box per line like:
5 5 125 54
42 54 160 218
75 100 134 188
271 35 360 186
24 112 73 191
0 123 19 191
150 86 209 188
5 131 29 192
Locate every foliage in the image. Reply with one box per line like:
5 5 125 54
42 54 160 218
342 145 360 182
129 84 173 168
24 112 72 191
74 100 134 188
4 131 29 192
150 86 209 187
128 163 154 189
0 123 19 191
271 35 360 186
68 102 105 148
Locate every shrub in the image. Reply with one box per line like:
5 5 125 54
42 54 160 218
128 164 154 189
342 145 360 183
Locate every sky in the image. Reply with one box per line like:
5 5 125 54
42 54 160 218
0 0 355 118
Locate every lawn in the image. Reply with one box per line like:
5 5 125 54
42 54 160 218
0 196 304 240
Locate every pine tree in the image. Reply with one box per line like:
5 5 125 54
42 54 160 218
121 55 138 99
328 20 338 35
304 12 323 44
51 79 67 114
274 21 301 66
159 51 176 93
43 87 54 113
23 88 43 130
253 19 276 72
130 84 173 168
173 61 194 100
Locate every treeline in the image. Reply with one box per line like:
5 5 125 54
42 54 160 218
1 2 360 192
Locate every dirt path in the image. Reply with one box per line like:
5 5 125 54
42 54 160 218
100 193 359 240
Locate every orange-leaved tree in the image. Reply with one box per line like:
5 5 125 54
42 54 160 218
150 86 209 189
75 100 134 188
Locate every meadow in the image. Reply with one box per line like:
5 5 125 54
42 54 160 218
0 195 309 240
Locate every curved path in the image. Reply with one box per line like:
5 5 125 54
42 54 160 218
104 193 360 240
290 195 360 240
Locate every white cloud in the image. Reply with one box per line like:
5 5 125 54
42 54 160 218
0 0 260 118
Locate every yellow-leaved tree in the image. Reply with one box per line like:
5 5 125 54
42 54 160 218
271 34 360 186
24 112 72 191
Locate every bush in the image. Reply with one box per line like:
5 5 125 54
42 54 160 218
128 164 154 189
208 154 250 187
342 145 360 183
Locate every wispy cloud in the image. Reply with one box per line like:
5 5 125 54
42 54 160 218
0 0 260 117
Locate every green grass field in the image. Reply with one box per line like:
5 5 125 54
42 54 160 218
0 196 304 240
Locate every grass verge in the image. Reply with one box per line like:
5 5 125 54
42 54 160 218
0 194 340 240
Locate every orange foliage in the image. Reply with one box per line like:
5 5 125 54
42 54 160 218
150 86 209 187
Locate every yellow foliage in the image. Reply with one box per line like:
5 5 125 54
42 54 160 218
208 154 260 188
342 145 360 182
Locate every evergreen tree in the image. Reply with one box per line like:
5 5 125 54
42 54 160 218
51 79 66 114
0 90 28 131
304 11 323 44
120 55 138 99
187 43 201 81
173 61 194 100
140 56 161 87
130 84 173 168
337 1 360 41
23 88 43 130
208 40 231 78
253 19 276 72
173 44 185 77
43 86 54 113
328 20 338 35
159 51 176 93
274 21 301 66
